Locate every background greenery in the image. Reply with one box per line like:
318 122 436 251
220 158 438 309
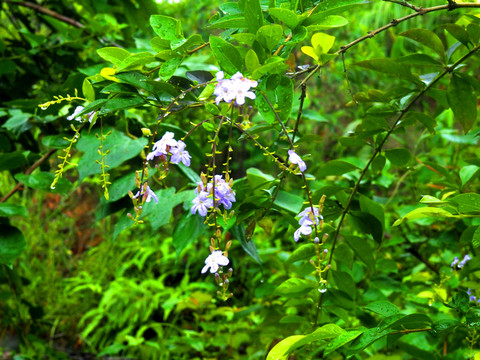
2 0 480 359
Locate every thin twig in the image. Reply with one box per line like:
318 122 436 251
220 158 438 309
1 149 57 202
383 0 422 12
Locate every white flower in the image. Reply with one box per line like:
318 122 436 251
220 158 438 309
288 149 307 172
294 225 313 242
201 250 229 274
147 132 178 161
214 71 257 105
170 140 191 167
67 106 96 123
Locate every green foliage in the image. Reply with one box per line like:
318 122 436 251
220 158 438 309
2 0 480 359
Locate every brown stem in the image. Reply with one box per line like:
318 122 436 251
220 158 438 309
2 0 85 29
1 149 56 202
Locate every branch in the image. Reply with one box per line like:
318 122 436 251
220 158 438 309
300 2 480 87
1 149 57 203
2 0 84 28
2 0 122 47
383 0 422 12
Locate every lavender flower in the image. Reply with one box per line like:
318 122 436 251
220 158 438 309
288 150 307 173
133 184 158 204
146 132 191 167
170 140 191 166
191 191 213 216
293 206 322 242
458 254 471 268
191 175 236 216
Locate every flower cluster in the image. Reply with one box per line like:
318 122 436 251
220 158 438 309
67 105 96 123
146 132 191 167
214 71 257 105
451 254 471 269
191 175 236 216
288 150 307 173
201 250 230 274
294 206 322 242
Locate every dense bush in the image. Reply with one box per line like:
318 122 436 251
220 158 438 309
2 0 480 359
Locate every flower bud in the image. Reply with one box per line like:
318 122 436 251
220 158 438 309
215 273 221 284
228 268 233 277
225 240 232 251
141 128 152 137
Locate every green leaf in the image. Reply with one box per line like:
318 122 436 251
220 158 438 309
287 324 345 353
231 224 262 265
150 15 184 41
386 313 432 330
324 330 364 356
448 193 480 213
256 25 283 52
473 226 480 248
82 79 95 102
76 127 147 181
0 151 27 172
393 207 455 226
403 112 436 134
445 24 470 47
3 111 31 136
15 172 71 194
209 36 243 74
144 188 177 231
96 47 131 66
354 58 414 80
308 0 368 17
251 57 288 79
349 211 383 244
0 204 27 217
317 160 358 177
159 57 183 81
274 278 316 297
385 148 411 167
364 301 400 317
173 214 205 256
345 236 375 273
269 8 301 29
332 270 356 299
208 14 248 30
400 28 445 58
0 225 26 267
244 0 264 33
245 49 260 72
312 32 335 54
171 34 204 52
274 190 303 214
306 15 348 31
255 75 293 122
100 95 146 114
117 52 156 71
447 75 477 133
266 335 305 360
285 243 315 264
359 194 385 230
